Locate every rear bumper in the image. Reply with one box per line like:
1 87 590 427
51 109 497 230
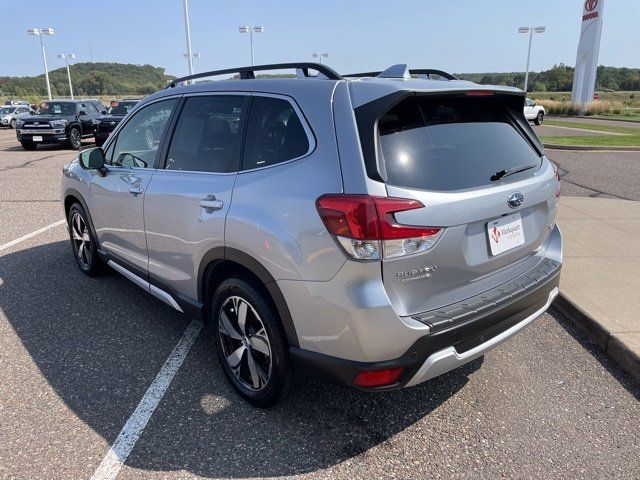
290 258 561 391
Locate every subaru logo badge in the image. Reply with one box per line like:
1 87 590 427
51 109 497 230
34 122 39 125
507 192 524 209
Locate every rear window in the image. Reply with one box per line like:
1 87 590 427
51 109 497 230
377 96 541 191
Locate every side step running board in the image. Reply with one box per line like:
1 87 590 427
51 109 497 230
107 260 184 313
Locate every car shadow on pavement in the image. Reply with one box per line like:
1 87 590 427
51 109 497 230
0 240 481 478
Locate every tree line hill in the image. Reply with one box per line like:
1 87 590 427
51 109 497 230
1 63 638 100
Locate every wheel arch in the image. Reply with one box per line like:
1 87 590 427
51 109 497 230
63 188 100 248
199 247 299 347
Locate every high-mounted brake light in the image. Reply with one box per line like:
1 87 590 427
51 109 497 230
465 90 495 96
316 195 443 260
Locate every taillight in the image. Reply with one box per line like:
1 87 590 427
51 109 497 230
353 368 404 388
551 161 561 198
316 194 443 261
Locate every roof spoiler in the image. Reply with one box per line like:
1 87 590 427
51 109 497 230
344 66 457 80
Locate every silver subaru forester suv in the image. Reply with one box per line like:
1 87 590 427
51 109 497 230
61 63 562 407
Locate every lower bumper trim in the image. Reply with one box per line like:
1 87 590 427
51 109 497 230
405 286 558 387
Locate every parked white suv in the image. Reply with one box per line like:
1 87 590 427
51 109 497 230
524 98 545 125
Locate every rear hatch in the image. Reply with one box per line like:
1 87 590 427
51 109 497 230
356 90 559 316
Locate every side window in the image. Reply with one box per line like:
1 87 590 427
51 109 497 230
165 95 249 173
242 96 310 170
109 99 177 169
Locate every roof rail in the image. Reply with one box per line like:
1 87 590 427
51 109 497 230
343 68 458 80
167 62 343 88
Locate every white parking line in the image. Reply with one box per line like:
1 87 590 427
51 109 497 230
0 220 65 252
90 320 203 480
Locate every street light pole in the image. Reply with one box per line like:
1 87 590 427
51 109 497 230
312 53 328 64
239 26 264 66
183 53 201 74
58 53 76 100
27 28 55 100
183 0 194 80
518 26 546 93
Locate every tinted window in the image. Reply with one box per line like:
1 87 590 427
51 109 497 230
36 101 75 115
166 95 249 173
378 96 541 191
109 99 176 169
242 96 309 170
109 101 138 115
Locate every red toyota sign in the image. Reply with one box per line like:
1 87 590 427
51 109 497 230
583 0 599 21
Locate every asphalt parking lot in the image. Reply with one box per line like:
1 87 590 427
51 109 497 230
1 127 639 479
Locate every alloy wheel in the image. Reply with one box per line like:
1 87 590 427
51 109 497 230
71 212 91 267
218 295 272 391
70 129 81 149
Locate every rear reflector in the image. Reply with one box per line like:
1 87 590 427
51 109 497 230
316 195 443 260
353 368 404 388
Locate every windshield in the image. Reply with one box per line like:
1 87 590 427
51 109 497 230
36 102 75 116
0 107 14 115
377 96 541 191
108 101 138 115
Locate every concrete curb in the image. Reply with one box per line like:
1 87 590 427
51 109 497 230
554 293 640 384
543 143 640 152
552 114 640 124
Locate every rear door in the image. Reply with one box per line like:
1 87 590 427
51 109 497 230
143 94 250 300
372 93 558 316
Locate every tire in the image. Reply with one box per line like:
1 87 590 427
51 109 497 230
10 118 17 129
68 127 82 149
21 141 37 151
67 203 104 276
210 275 296 407
534 112 544 125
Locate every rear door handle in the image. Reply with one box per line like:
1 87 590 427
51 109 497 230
129 186 144 195
199 195 224 211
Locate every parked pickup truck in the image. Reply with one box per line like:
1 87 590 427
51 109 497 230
524 98 545 125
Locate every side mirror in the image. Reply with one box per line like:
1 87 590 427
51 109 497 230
78 110 87 116
79 147 107 176
101 110 107 114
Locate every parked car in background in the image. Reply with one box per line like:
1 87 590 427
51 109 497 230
523 98 545 125
16 99 106 150
94 99 140 147
62 63 562 407
0 105 32 128
4 99 30 106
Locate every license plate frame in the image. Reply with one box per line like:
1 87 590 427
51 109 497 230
487 213 525 256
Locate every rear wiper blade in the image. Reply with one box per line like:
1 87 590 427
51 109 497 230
490 162 539 181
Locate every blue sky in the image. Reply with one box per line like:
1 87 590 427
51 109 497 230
1 0 637 78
